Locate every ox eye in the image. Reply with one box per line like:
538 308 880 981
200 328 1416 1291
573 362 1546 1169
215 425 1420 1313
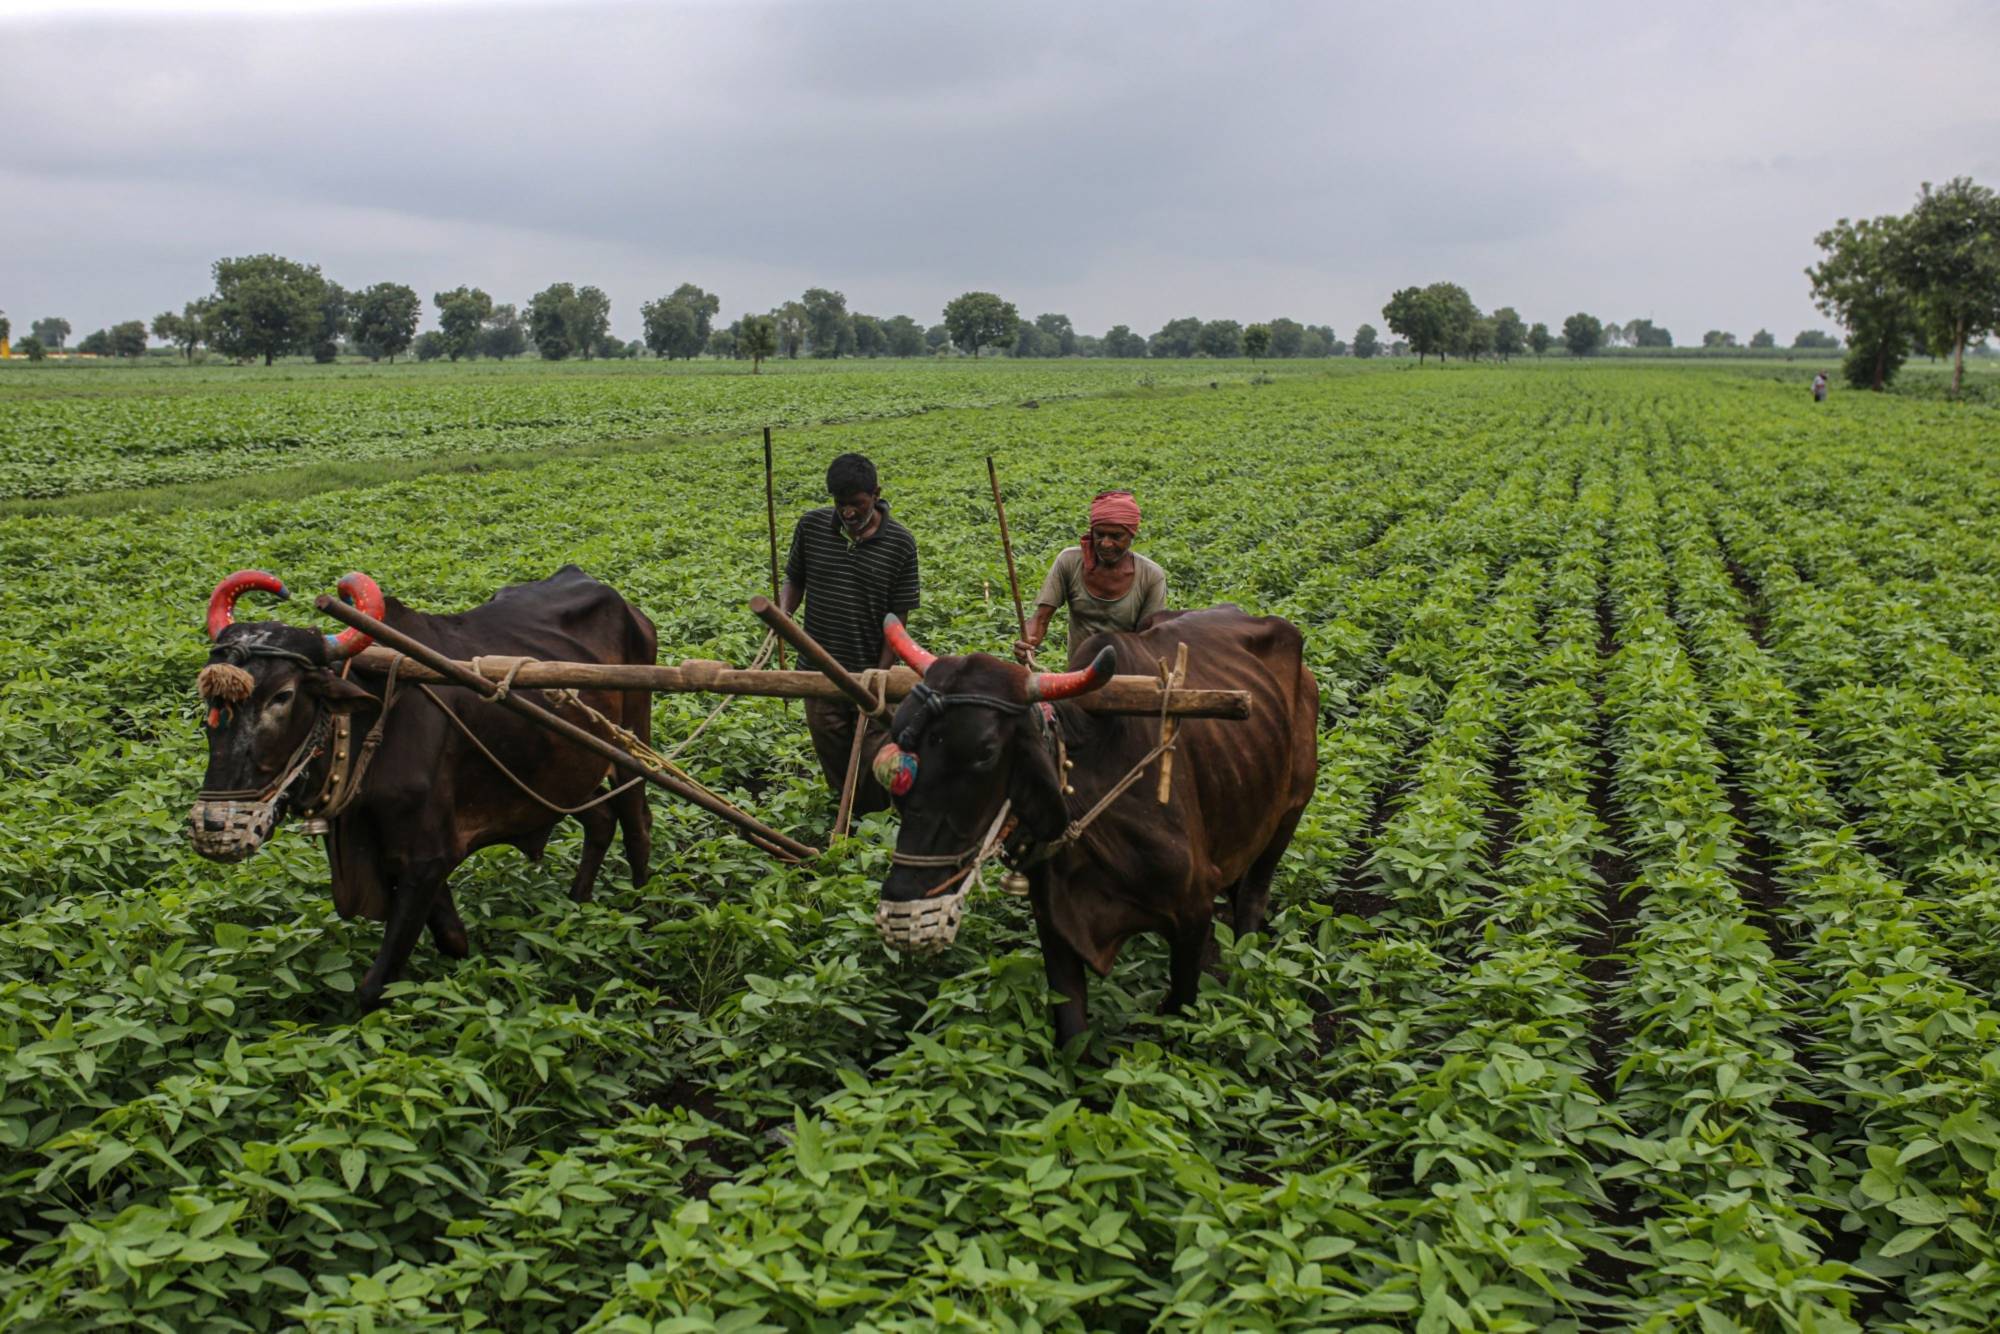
270 688 295 707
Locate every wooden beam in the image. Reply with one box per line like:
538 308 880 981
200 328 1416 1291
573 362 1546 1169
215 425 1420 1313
348 649 1253 719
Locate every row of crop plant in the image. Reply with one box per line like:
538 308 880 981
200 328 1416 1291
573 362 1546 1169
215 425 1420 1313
1662 467 2000 1331
1591 454 1865 1327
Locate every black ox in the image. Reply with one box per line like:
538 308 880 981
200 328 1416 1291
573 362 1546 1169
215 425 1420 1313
189 565 655 1009
873 606 1318 1046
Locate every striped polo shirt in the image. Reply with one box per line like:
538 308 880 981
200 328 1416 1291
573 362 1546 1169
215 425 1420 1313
784 503 921 671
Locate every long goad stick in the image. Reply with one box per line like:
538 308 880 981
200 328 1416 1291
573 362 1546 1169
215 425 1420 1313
987 455 1028 645
315 596 820 863
762 426 787 671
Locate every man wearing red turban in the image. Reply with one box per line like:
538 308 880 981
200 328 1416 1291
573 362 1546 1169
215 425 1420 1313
1014 490 1168 664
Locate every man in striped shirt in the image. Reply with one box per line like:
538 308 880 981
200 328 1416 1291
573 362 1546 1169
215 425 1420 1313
779 452 921 817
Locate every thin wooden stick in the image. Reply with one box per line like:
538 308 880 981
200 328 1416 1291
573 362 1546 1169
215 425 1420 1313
318 597 819 861
987 455 1028 644
763 426 787 671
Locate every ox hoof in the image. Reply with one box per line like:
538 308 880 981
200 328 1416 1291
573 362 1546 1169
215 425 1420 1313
434 925 470 959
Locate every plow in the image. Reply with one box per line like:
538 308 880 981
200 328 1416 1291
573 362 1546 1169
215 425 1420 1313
317 588 1255 866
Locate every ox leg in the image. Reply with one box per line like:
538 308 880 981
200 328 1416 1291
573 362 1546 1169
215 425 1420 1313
1163 917 1213 1014
615 785 652 889
568 801 618 903
428 887 470 959
359 863 449 1011
1030 894 1090 1049
1232 814 1303 940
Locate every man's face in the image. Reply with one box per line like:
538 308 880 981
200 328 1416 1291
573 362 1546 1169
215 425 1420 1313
1090 523 1134 568
835 488 880 536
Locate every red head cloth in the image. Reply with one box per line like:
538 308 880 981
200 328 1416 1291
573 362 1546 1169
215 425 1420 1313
1081 490 1141 572
1089 490 1141 532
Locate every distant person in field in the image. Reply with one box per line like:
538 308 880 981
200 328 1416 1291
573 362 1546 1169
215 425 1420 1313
1014 490 1167 665
780 452 920 817
1812 372 1829 402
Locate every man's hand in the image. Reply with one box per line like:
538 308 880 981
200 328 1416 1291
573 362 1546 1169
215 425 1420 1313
1013 638 1040 665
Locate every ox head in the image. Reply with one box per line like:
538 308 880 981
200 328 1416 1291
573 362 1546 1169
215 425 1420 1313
871 614 1113 952
189 570 385 861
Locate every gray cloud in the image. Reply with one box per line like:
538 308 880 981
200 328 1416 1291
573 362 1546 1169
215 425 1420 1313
3 0 1993 342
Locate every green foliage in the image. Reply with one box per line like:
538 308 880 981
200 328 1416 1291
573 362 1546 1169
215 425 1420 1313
5 362 2000 1327
1809 214 1914 390
1383 282 1476 363
1892 176 2000 392
30 317 70 350
1560 312 1602 356
431 286 493 362
479 305 526 361
735 314 777 372
525 283 611 362
203 255 329 366
1749 328 1776 349
352 284 422 363
17 335 45 361
801 288 849 358
941 291 1017 358
107 320 149 359
1792 329 1839 349
1528 322 1551 356
1242 323 1272 360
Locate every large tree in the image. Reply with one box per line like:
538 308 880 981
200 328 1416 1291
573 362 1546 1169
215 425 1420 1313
1808 214 1914 390
108 320 150 358
434 286 494 361
772 302 807 358
311 282 350 363
1701 329 1739 348
30 317 69 350
151 301 211 360
1491 307 1525 360
1197 319 1242 358
1561 312 1604 357
1792 329 1839 349
1265 317 1304 358
77 329 112 356
800 288 850 357
1242 323 1271 360
942 291 1018 358
1009 319 1044 358
1351 323 1379 359
1148 316 1201 358
1033 312 1077 357
641 293 705 360
1101 324 1147 358
1383 282 1475 363
667 283 719 343
524 282 611 360
352 283 422 362
1528 322 1551 357
850 314 886 357
881 314 926 357
1749 329 1776 349
205 253 329 365
481 304 527 360
1892 176 2000 394
737 314 778 372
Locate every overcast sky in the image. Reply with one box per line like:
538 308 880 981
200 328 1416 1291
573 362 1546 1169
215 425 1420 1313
3 0 1995 344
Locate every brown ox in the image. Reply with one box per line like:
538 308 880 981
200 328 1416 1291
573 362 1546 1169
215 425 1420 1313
873 606 1317 1046
189 565 655 1010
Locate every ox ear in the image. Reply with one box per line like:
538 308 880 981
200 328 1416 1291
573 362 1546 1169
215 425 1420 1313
305 670 379 714
1007 716 1068 841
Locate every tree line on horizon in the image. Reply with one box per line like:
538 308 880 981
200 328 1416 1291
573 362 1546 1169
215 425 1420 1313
1 265 1380 368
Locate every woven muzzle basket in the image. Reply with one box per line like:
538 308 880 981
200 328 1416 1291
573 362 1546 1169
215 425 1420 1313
874 878 973 955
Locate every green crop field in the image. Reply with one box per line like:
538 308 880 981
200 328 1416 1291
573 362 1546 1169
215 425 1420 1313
0 357 1329 504
4 358 2000 1331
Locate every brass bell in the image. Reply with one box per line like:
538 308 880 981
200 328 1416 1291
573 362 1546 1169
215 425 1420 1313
1001 870 1030 896
1061 758 1074 771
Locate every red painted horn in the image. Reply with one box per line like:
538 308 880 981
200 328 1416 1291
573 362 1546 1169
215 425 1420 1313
206 570 289 639
1026 644 1116 702
882 614 936 674
324 572 386 660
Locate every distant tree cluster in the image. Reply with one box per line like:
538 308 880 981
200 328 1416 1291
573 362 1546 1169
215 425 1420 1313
1809 176 2000 391
1380 283 1531 363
